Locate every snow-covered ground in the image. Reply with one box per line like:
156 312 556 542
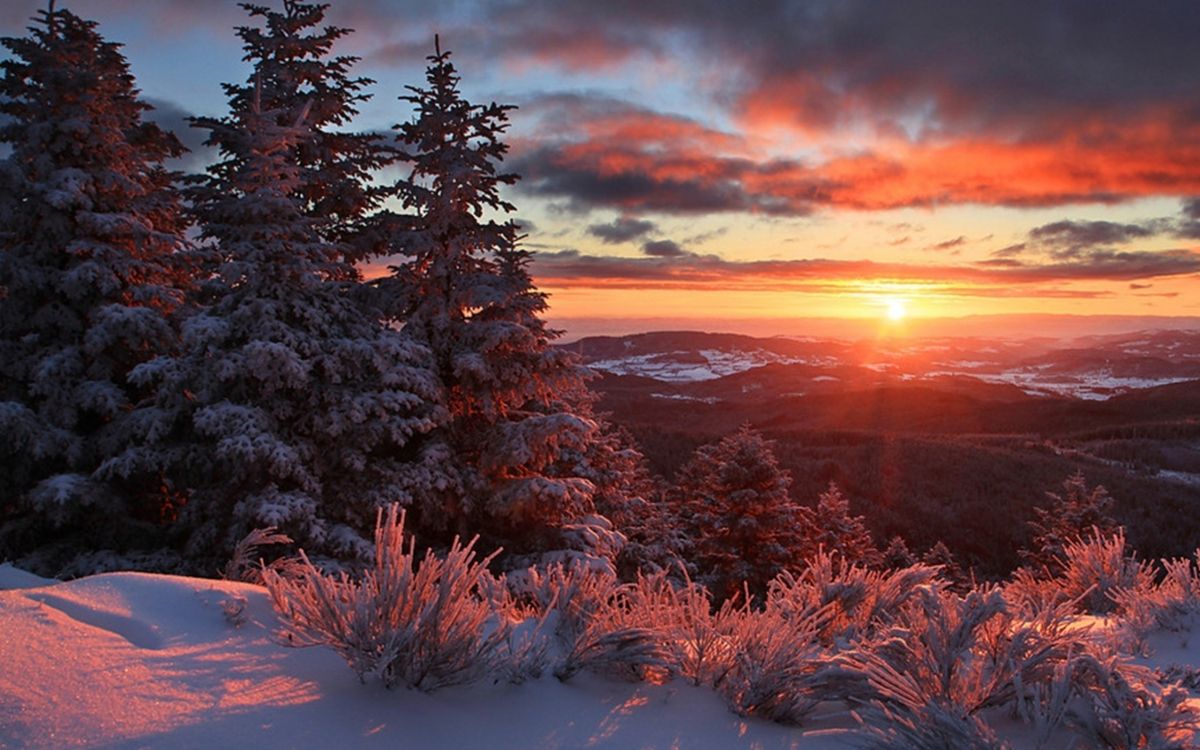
971 370 1198 400
0 566 832 749
589 349 834 382
3 564 1199 749
583 335 1200 399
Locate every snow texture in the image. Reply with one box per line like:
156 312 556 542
0 571 836 749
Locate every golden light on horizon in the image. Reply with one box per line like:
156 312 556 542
885 298 907 321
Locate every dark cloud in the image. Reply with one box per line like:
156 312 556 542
510 94 826 215
1028 220 1160 256
586 216 658 244
1179 198 1200 239
336 0 1200 141
641 239 687 258
531 248 1200 292
513 144 822 215
928 236 966 252
351 0 1200 179
500 4 1200 211
1014 249 1200 281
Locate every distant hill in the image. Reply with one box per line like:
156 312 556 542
571 330 1200 576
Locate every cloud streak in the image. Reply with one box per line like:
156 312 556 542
531 248 1200 294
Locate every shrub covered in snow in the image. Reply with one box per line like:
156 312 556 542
715 599 851 725
843 586 1079 721
1066 652 1200 750
516 563 673 682
767 551 939 646
856 699 1009 750
1058 528 1153 616
1112 551 1200 638
264 505 510 691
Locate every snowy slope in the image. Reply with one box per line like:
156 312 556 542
2 567 1198 749
0 568 832 749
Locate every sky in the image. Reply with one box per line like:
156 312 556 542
4 0 1200 337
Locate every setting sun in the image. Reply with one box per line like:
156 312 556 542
885 298 907 321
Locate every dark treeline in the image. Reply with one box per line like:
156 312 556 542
632 425 1200 578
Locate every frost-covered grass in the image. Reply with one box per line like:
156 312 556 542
259 517 1200 747
264 506 512 691
5 525 1200 748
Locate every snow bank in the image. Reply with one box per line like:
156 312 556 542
3 569 1199 748
0 563 55 591
0 572 830 749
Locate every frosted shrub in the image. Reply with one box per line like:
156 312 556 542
519 563 673 682
1012 653 1078 750
716 600 852 724
856 700 1009 750
1059 528 1152 615
554 625 672 682
1067 652 1199 750
1112 552 1200 637
1004 565 1075 620
845 586 1077 718
767 551 939 645
222 527 295 584
624 571 740 687
264 505 511 691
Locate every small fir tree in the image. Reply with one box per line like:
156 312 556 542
0 7 191 573
881 535 917 570
380 40 606 565
674 425 806 601
136 87 439 568
922 541 966 587
800 482 882 568
1023 471 1120 573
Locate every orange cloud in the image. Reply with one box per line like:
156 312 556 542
515 98 1200 213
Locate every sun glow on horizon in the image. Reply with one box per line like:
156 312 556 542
885 298 907 321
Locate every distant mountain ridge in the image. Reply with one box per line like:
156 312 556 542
561 329 1200 401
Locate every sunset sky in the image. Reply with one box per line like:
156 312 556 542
5 0 1199 336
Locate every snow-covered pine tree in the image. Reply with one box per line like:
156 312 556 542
189 0 392 261
582 423 685 578
800 482 882 568
922 540 966 587
0 7 191 574
1022 471 1120 574
673 425 806 601
881 535 917 570
380 40 607 566
136 84 440 569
